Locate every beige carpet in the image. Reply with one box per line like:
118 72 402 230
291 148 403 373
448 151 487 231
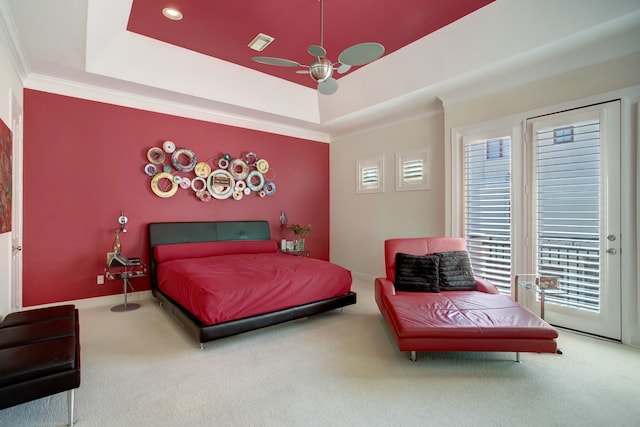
1 278 639 427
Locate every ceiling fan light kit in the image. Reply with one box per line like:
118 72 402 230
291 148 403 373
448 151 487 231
251 0 384 95
310 58 333 82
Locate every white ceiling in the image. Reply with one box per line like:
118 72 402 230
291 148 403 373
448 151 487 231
1 0 640 141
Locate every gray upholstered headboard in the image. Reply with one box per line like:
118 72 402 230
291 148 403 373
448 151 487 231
148 220 271 289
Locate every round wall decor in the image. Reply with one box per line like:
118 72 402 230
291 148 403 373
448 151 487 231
150 172 178 198
144 146 276 202
207 169 235 199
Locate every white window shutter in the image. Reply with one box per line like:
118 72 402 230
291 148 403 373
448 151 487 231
464 137 513 294
396 149 430 191
356 156 384 194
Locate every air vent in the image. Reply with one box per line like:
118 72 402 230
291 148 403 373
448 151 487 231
248 33 275 51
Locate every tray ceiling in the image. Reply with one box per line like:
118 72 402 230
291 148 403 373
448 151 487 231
3 0 639 140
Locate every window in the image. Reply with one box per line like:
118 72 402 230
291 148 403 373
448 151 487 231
535 120 601 312
553 126 574 144
396 149 430 191
356 156 384 194
452 100 621 339
485 138 507 160
464 137 512 293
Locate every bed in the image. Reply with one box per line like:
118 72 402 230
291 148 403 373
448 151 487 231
148 221 356 346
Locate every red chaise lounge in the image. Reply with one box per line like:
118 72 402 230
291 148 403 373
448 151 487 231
374 237 558 361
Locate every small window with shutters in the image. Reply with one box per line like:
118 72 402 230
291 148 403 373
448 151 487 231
356 156 384 194
396 149 430 191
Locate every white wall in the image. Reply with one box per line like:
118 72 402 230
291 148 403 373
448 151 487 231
0 32 23 317
330 113 445 280
329 52 640 346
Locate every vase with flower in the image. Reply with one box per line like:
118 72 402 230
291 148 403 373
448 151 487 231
288 223 311 251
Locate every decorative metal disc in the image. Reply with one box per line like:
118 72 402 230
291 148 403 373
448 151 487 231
252 57 302 67
207 169 235 200
194 162 211 178
338 42 385 66
150 172 178 198
147 147 165 164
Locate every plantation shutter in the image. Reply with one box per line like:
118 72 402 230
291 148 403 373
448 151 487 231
396 149 430 191
362 166 379 188
534 120 601 312
464 137 512 294
403 158 423 182
357 156 384 194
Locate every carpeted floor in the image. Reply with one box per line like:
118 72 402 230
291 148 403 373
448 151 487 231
1 277 639 426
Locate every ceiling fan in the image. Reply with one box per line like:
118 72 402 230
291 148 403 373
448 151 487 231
252 0 385 95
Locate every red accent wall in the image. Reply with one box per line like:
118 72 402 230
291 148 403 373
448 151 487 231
22 89 329 306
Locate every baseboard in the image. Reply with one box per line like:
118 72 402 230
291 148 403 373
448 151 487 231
18 291 154 311
351 271 377 283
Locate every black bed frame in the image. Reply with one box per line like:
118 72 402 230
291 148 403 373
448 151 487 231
148 220 357 346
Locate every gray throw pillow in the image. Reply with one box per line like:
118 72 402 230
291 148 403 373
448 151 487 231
437 250 477 291
394 253 440 292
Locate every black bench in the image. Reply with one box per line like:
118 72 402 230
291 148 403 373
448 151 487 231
0 305 81 426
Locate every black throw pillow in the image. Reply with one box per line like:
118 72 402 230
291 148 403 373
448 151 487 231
436 250 477 291
394 253 440 292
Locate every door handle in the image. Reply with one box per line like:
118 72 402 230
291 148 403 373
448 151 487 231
606 248 617 255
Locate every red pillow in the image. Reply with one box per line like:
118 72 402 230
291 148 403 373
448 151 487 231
154 240 278 263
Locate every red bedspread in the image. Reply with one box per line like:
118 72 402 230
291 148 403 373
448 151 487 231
157 253 352 325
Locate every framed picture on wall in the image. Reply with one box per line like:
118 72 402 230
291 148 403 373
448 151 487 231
0 117 12 233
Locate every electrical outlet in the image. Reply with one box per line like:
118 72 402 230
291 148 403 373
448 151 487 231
97 275 104 285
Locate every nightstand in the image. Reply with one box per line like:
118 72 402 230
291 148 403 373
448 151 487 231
105 255 147 312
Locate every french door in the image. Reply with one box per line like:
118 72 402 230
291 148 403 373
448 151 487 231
462 101 622 340
525 101 621 339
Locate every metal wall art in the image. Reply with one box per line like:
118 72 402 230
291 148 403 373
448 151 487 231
144 142 276 202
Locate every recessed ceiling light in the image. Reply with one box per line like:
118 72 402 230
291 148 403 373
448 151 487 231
248 33 275 51
162 8 183 21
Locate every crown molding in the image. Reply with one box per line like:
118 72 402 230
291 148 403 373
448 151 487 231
24 73 332 143
438 10 640 108
328 98 443 142
0 0 31 80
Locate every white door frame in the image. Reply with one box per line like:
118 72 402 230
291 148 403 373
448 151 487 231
525 101 621 340
10 88 22 310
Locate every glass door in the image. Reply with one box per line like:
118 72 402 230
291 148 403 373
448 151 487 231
526 101 621 339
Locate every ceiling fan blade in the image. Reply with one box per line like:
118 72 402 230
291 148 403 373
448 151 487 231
252 56 302 67
296 70 310 74
308 45 326 58
318 78 338 95
338 42 385 66
336 63 351 74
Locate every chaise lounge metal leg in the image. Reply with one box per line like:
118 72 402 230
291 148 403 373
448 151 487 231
516 352 521 363
67 388 75 426
410 351 417 362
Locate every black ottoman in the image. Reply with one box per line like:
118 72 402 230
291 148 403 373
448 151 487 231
0 305 81 426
